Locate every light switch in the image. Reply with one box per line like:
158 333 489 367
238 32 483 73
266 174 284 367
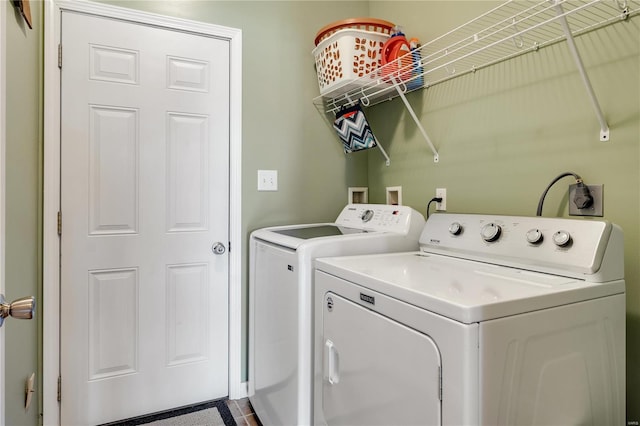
258 170 278 191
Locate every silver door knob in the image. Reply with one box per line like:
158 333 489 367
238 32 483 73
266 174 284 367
211 242 226 255
0 295 36 327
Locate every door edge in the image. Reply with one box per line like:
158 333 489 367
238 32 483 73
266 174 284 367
43 2 243 424
0 0 6 423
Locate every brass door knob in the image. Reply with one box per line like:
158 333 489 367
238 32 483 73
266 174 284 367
0 295 36 327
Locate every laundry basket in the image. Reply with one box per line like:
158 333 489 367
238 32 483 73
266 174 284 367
313 18 395 96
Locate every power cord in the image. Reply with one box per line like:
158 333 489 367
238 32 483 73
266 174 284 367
427 197 443 218
536 172 593 216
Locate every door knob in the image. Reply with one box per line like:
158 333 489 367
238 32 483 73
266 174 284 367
211 242 226 255
0 295 36 327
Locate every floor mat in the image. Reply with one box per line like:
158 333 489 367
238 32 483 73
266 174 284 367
105 399 236 426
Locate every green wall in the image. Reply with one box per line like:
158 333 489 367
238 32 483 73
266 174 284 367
3 0 639 423
4 1 42 425
368 0 640 418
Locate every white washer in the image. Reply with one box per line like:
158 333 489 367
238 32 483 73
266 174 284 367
314 213 625 425
249 204 425 426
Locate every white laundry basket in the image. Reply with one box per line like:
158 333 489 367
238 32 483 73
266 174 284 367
313 18 394 95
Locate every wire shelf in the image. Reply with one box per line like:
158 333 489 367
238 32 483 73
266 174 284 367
313 0 640 114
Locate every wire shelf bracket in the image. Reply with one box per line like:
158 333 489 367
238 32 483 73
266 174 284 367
554 1 610 141
389 75 439 163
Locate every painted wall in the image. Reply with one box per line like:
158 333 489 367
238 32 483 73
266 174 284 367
368 1 640 418
4 1 42 425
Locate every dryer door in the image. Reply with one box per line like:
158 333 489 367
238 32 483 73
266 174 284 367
321 292 442 425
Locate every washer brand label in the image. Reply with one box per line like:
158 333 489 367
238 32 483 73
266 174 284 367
359 293 375 305
430 238 441 244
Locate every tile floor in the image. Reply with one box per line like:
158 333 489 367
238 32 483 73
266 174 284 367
226 398 261 426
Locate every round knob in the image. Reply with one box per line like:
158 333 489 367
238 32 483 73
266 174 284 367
0 295 36 327
211 242 226 255
361 209 374 223
526 228 543 244
552 230 572 247
480 223 501 242
9 296 36 320
449 222 462 236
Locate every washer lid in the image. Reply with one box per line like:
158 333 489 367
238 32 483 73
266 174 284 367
315 252 625 323
271 224 365 240
252 223 375 249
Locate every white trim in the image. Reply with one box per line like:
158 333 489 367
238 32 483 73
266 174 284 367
43 1 242 424
0 1 7 423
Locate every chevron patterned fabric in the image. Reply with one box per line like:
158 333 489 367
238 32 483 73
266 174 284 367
333 103 378 153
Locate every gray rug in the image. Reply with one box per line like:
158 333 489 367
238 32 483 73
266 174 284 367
104 399 236 426
144 407 226 426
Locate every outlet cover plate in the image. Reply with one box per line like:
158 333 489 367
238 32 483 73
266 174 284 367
258 170 278 191
569 184 603 216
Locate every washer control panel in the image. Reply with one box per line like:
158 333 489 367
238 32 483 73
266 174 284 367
420 213 620 278
335 204 425 233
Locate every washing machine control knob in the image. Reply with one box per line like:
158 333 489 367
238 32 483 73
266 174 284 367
553 230 572 247
449 222 462 235
361 209 374 223
480 223 501 242
526 228 543 244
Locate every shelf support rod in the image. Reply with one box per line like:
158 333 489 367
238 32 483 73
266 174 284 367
390 76 439 162
554 1 610 142
373 135 391 166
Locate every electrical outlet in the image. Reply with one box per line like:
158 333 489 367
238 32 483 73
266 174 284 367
257 170 278 191
436 188 446 211
569 184 603 216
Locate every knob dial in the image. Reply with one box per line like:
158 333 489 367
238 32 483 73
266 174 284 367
480 223 501 242
449 222 462 236
553 230 572 247
526 229 543 244
361 209 374 223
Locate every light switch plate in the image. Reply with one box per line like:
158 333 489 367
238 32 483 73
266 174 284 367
258 170 278 191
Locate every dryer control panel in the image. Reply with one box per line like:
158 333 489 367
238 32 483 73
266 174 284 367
420 213 623 282
335 204 425 234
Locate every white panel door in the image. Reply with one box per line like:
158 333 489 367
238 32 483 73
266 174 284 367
60 11 230 425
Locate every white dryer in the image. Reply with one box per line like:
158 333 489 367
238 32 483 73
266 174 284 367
249 204 425 426
314 213 625 425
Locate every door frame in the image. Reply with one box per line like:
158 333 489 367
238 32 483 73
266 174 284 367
0 0 6 423
43 1 243 424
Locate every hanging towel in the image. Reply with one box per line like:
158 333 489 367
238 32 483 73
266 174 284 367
333 103 377 153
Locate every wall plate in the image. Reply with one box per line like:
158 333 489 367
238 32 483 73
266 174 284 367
348 187 368 204
386 186 402 205
569 184 603 217
257 170 278 191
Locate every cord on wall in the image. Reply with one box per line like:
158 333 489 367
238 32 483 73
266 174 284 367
427 197 443 218
536 172 593 216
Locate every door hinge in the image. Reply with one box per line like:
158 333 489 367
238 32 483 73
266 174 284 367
58 44 62 69
57 376 61 402
57 211 62 236
438 366 442 401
